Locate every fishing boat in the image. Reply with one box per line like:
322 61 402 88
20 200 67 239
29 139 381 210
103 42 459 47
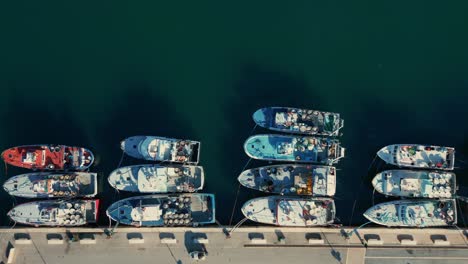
372 170 456 198
244 134 345 164
253 107 344 136
364 199 456 227
121 136 200 164
106 193 215 227
108 164 204 193
2 145 94 171
238 164 336 196
377 144 455 170
3 172 98 198
241 196 335 227
8 199 99 227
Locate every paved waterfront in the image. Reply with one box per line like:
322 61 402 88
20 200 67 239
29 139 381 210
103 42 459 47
1 227 467 264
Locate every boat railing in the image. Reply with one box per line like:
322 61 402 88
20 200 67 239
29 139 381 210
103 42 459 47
329 119 344 136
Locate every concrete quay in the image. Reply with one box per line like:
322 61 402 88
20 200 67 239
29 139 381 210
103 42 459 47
0 226 467 264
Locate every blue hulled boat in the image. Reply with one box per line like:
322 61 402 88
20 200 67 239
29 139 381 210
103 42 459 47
244 134 345 164
253 107 344 136
106 193 215 227
121 136 200 164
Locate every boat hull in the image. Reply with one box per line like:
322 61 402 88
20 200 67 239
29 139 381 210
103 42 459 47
372 170 456 198
2 145 94 171
238 164 336 196
241 196 335 227
253 107 343 136
377 144 455 170
243 134 344 164
8 199 99 227
108 164 204 193
3 172 98 198
364 199 457 227
121 136 200 164
106 193 215 227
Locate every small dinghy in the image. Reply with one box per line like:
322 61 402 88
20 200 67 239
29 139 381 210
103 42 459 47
8 199 99 227
106 193 215 227
244 134 345 164
377 144 455 170
238 164 336 196
372 170 456 198
2 145 94 171
364 199 457 227
108 164 204 193
3 172 98 198
241 196 335 227
121 136 200 164
253 107 344 136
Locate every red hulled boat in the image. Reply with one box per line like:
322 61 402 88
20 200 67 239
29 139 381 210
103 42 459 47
2 145 94 171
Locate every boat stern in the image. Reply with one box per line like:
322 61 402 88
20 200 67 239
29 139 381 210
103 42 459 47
326 167 337 196
80 147 94 170
90 199 100 224
447 148 456 170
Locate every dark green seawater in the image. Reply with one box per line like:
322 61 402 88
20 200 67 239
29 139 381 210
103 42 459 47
0 1 467 227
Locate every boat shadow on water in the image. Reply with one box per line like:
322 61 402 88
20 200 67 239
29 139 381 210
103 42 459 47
219 64 323 225
90 81 199 226
0 91 90 226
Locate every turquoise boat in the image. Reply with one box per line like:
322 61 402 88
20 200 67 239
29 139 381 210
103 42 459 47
121 136 200 164
244 134 345 164
364 199 457 227
253 107 343 136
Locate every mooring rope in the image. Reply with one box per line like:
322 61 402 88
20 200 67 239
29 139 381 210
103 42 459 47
371 188 376 206
228 158 252 226
116 149 125 169
346 221 373 239
229 217 249 235
349 155 377 226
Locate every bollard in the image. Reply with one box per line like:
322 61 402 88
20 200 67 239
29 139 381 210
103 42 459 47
250 237 267 244
128 237 145 244
308 238 325 245
48 238 64 245
193 238 209 244
400 239 417 245
161 238 178 244
433 239 451 246
80 238 96 245
366 239 384 245
15 238 32 245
